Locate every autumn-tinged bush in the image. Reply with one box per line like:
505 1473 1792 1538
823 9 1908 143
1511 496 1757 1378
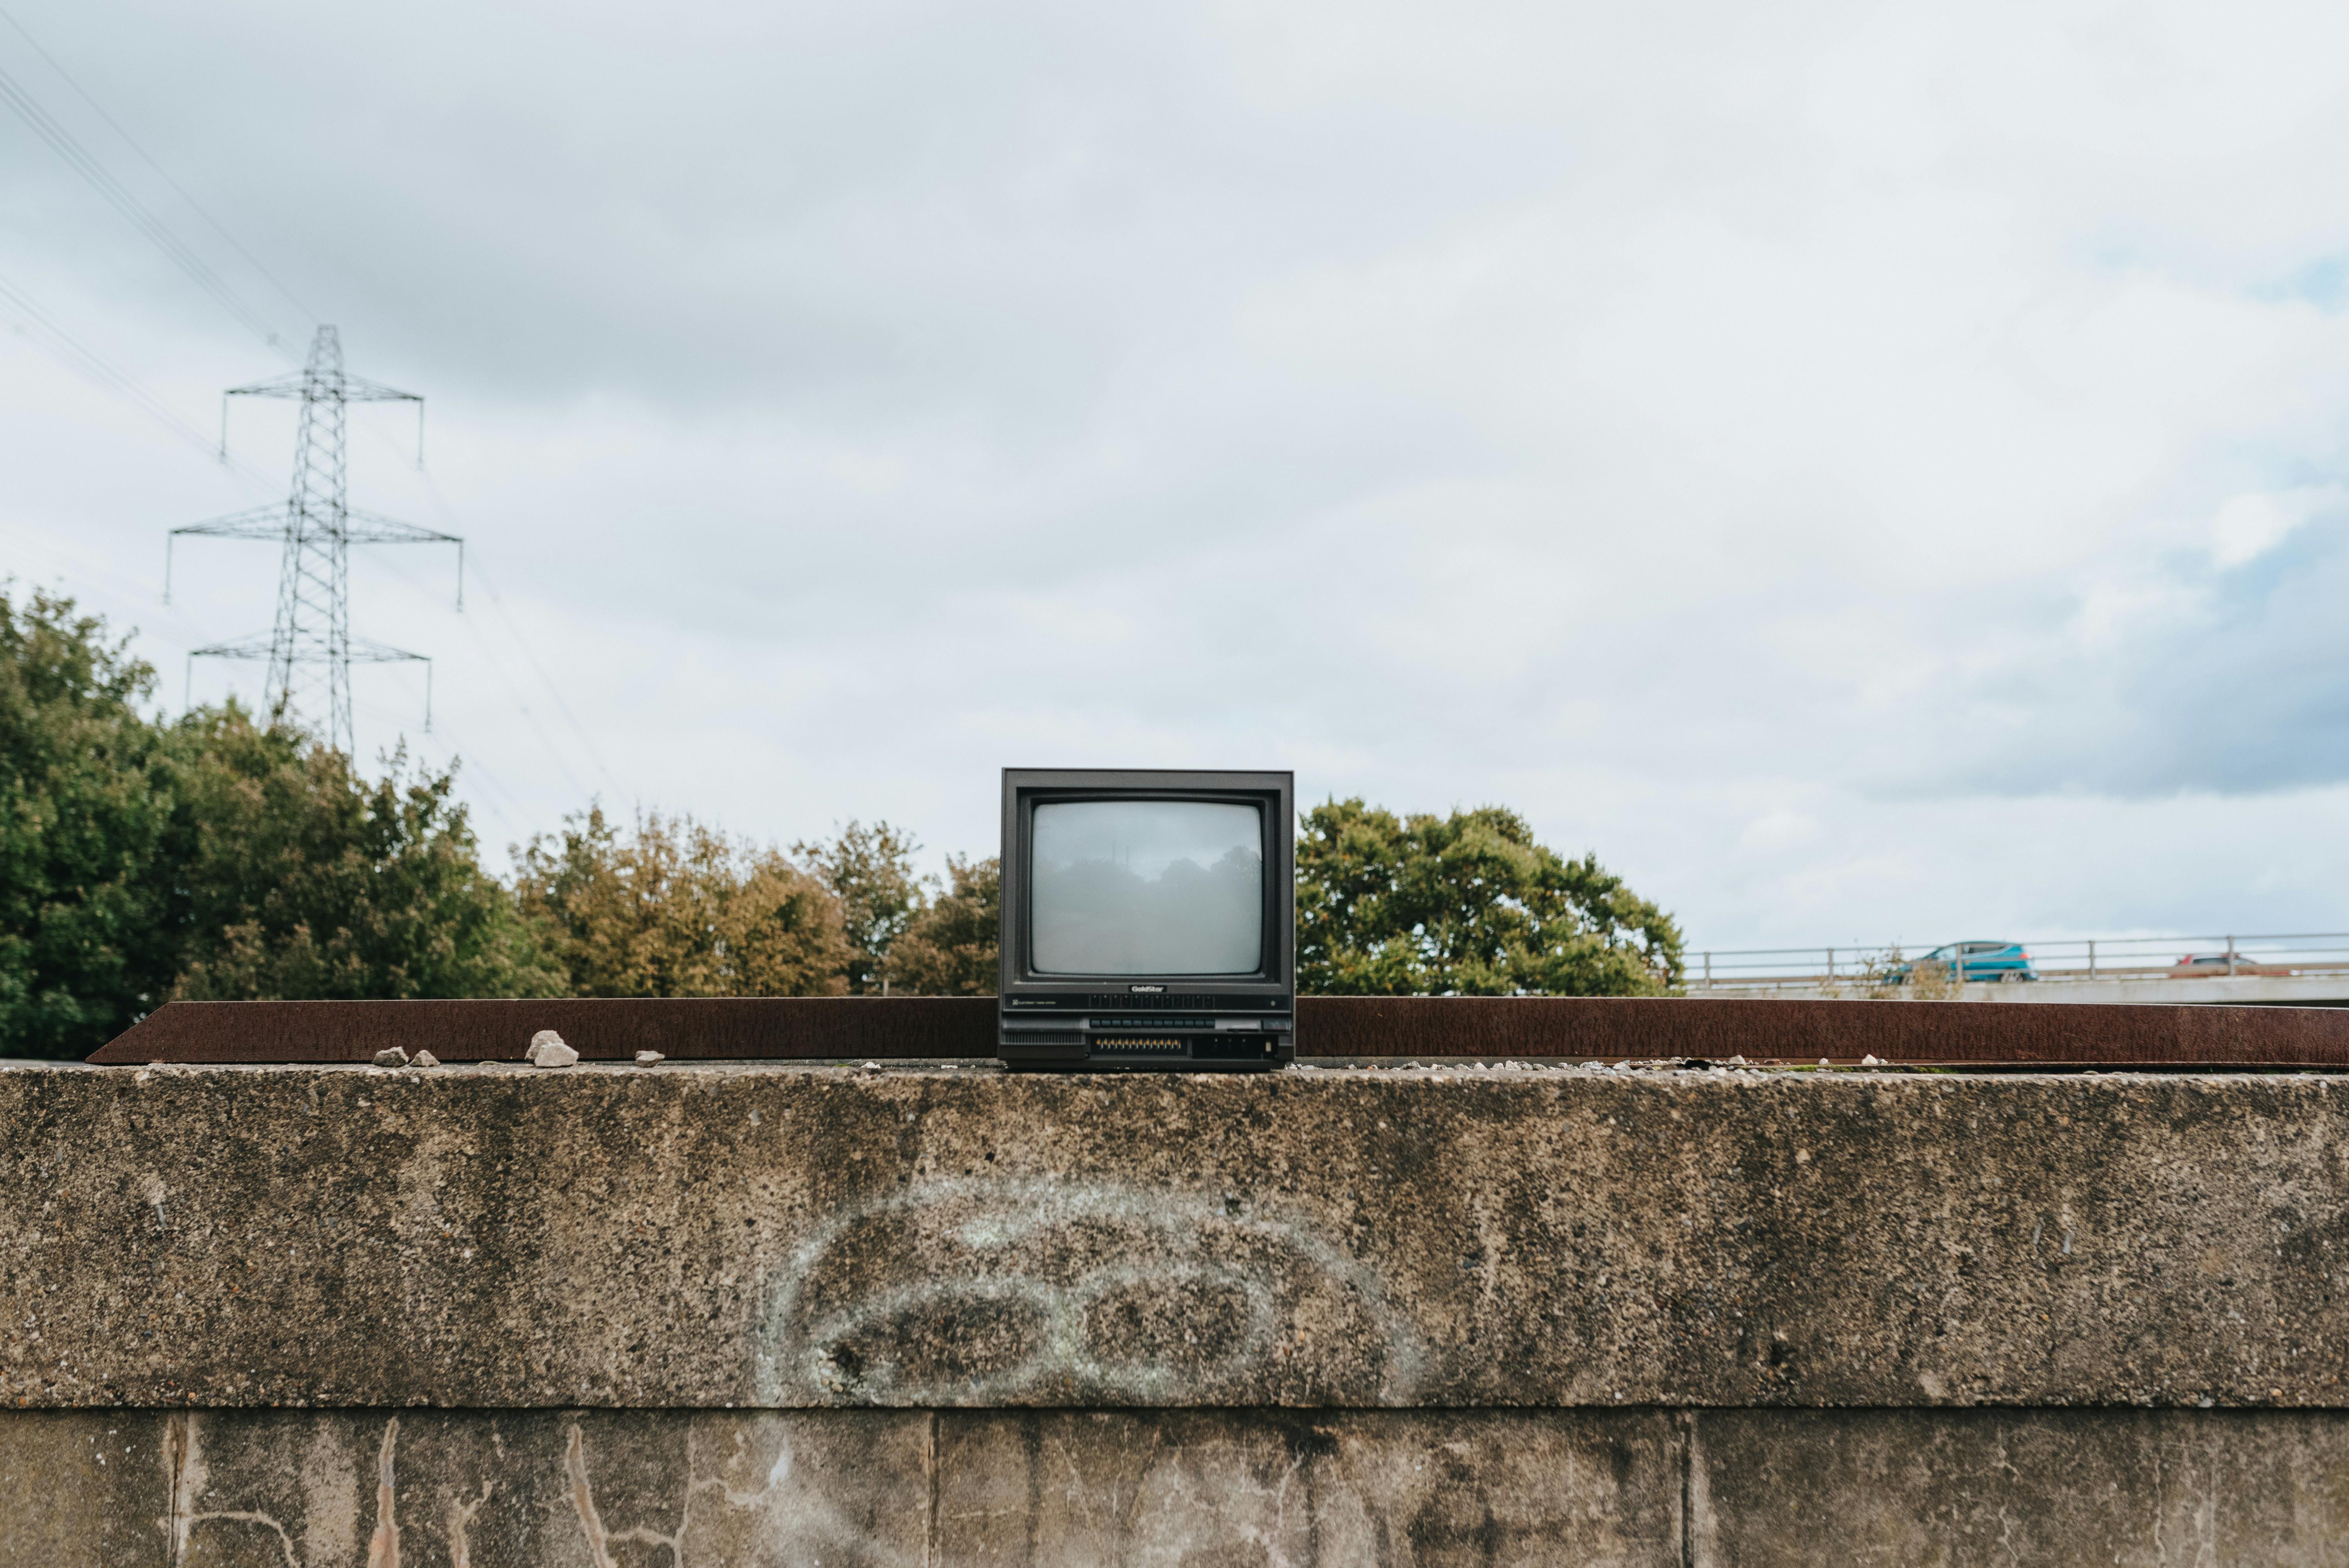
515 807 851 998
885 854 1000 995
795 820 929 995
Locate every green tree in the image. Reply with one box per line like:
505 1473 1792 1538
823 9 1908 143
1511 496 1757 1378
0 588 178 1055
515 807 852 996
162 709 561 1003
885 854 999 995
0 588 556 1055
1296 798 1681 996
792 819 930 994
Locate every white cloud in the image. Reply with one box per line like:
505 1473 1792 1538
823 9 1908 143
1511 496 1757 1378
2210 485 2342 568
5 0 2349 947
1737 810 1821 853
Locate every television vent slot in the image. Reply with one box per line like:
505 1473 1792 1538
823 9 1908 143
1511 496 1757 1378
1091 1036 1186 1055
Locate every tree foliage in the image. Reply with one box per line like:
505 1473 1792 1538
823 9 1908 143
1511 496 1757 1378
0 589 177 1054
163 711 560 1004
886 854 1000 995
515 807 851 997
793 819 929 994
1296 798 1681 996
1 588 559 1055
6 590 1692 1049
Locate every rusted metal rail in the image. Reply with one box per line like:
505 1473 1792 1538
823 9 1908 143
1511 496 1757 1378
86 994 2349 1069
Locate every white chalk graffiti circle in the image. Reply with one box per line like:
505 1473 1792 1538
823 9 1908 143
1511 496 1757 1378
752 1179 1426 1405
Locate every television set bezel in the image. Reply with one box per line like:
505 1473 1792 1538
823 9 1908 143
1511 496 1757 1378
998 768 1295 1004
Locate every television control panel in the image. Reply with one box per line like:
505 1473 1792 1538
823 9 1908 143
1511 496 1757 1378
998 994 1294 1071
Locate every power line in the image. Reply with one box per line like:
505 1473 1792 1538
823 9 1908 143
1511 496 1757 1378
0 20 294 479
359 536 598 805
0 265 271 473
0 5 316 326
462 552 634 805
0 45 292 351
435 745 532 847
0 518 219 647
367 426 634 806
323 670 536 854
446 572 596 804
340 417 609 805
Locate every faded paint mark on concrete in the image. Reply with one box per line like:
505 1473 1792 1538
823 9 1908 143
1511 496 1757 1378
563 1421 691 1565
301 1418 358 1564
755 1179 1426 1406
563 1422 622 1568
366 1416 399 1568
163 1411 304 1568
160 1411 202 1559
563 1419 728 1566
445 1476 494 1568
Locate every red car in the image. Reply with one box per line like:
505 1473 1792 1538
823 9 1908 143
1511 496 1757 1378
2167 953 2291 978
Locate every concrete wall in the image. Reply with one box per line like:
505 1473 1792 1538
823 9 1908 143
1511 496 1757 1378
7 1058 2349 1563
13 1407 2349 1565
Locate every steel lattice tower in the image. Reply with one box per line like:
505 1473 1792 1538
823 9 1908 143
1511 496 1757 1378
170 325 461 754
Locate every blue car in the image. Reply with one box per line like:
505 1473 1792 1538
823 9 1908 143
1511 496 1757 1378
1891 941 2037 984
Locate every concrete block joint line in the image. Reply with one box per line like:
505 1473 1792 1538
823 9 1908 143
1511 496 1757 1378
6 1058 2349 1561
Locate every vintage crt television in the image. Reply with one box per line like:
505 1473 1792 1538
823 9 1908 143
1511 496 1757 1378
998 768 1294 1070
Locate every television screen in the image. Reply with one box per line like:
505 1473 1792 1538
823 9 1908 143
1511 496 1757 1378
1030 799 1265 974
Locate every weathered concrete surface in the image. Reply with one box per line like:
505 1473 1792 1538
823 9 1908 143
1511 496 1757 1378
0 1411 169 1562
7 1061 2349 1409
12 1408 2349 1566
937 1409 1683 1566
1691 1408 2349 1566
0 1409 932 1566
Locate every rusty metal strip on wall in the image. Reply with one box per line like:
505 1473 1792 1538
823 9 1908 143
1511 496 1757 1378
86 994 2349 1067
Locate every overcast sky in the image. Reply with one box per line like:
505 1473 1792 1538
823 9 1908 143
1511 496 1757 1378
5 0 2348 954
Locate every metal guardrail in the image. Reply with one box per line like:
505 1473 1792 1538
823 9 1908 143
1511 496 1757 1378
1688 933 2349 991
91 993 2349 1066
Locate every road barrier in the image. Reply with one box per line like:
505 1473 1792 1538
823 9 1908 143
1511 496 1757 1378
1690 931 2349 991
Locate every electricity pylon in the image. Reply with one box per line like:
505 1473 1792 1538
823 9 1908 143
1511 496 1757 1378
169 325 461 755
